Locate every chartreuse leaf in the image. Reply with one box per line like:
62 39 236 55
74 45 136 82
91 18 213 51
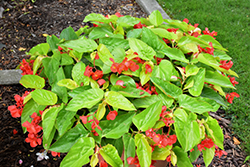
66 88 104 111
174 108 200 152
205 116 224 149
149 10 163 26
96 101 106 120
186 65 200 78
202 146 215 167
31 89 58 105
133 101 162 131
72 62 89 86
152 60 173 81
188 68 205 96
173 146 193 167
100 112 135 139
90 153 99 167
152 145 172 160
33 55 45 75
140 62 154 86
201 87 227 108
204 70 235 89
20 75 45 89
199 35 227 51
49 123 89 152
28 43 49 57
21 99 46 133
135 134 152 167
105 91 136 111
59 38 97 53
151 28 178 40
102 138 124 157
178 94 214 114
42 104 64 141
97 44 114 66
57 79 79 89
83 13 107 23
60 137 95 167
178 36 210 48
99 144 123 167
197 97 220 112
160 47 189 63
213 50 231 60
128 38 156 61
123 134 136 167
99 37 129 52
150 77 182 99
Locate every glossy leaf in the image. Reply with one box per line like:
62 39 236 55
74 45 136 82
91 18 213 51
135 134 152 167
50 124 89 152
151 28 178 40
189 146 201 163
89 27 113 39
199 35 227 51
90 153 99 167
128 38 156 61
57 79 79 89
152 60 173 81
99 144 123 167
110 75 136 88
96 101 106 120
72 62 89 86
59 38 97 53
68 86 91 98
173 146 193 167
28 43 50 56
111 85 150 98
105 91 136 111
178 94 214 114
99 38 129 52
123 134 136 167
66 88 104 111
202 146 215 167
83 13 107 23
152 145 172 160
133 94 173 108
20 75 45 89
150 77 182 99
126 29 142 38
201 87 227 108
188 68 205 96
46 35 60 50
160 47 189 63
31 89 58 106
186 65 200 78
60 53 74 65
97 44 114 66
42 57 60 84
33 55 45 75
60 137 95 167
60 26 78 40
117 15 140 28
133 101 162 131
100 112 135 139
149 10 163 26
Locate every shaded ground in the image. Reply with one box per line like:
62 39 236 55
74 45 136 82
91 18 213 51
0 0 249 166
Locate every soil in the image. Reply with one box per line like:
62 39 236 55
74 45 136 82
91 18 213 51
0 0 249 167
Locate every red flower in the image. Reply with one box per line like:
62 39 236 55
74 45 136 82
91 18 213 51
203 27 218 39
13 129 18 135
215 149 228 158
226 92 240 104
228 76 239 86
115 12 124 17
133 22 146 29
80 115 89 124
97 79 106 86
84 65 93 77
95 53 99 59
166 155 171 162
25 133 42 147
91 70 103 80
51 151 61 157
8 105 22 118
167 28 179 34
183 18 189 23
116 80 126 88
110 62 120 73
22 121 42 134
20 59 33 75
219 60 233 70
145 64 152 74
107 110 118 120
93 24 99 27
197 137 214 151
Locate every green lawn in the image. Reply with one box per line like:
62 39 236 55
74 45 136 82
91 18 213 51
156 0 250 155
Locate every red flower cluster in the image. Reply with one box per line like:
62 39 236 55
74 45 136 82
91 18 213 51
136 82 158 95
133 22 146 29
226 92 240 104
198 42 214 55
146 128 177 148
203 27 218 39
215 147 228 158
115 12 124 17
80 115 102 136
228 75 239 86
106 110 118 120
145 64 153 74
162 38 170 44
167 28 179 34
8 91 30 118
84 65 103 81
219 60 233 70
20 59 34 75
22 111 43 147
51 151 61 157
127 156 156 167
110 57 139 74
99 160 108 167
160 106 175 127
197 137 214 151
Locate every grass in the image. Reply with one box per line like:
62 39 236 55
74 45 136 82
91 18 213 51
156 0 250 155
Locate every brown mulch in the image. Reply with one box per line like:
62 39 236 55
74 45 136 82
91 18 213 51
0 0 249 166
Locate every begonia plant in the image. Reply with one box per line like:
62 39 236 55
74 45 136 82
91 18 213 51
8 10 239 167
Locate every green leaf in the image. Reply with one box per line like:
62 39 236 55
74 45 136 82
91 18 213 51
96 101 106 120
213 50 231 60
150 77 182 99
205 116 224 149
111 85 150 98
197 97 220 112
189 146 201 162
174 108 200 152
42 104 64 141
46 35 60 50
99 144 123 167
117 15 140 28
49 124 89 152
59 38 97 53
60 26 78 40
110 75 136 88
173 146 193 167
152 60 173 81
42 57 60 84
90 153 99 167
244 156 250 163
135 134 152 167
202 146 215 167
201 87 227 108
68 86 91 98
99 38 129 52
186 65 200 78
133 94 173 108
199 35 227 51
60 137 95 167
43 126 56 150
123 134 136 167
60 53 74 65
152 146 172 160
178 36 209 48
33 55 45 75
21 99 46 133
160 47 189 63
97 44 114 66
151 28 178 40
188 68 205 96
105 91 136 111
126 29 142 38
178 94 214 114
111 48 126 63
28 43 50 56
100 112 135 139
66 88 104 111
31 89 58 105
72 62 89 86
128 38 156 61
101 138 124 157
204 70 235 89
89 27 113 39
83 13 107 23
20 75 45 89
57 79 79 89
133 101 162 131
149 10 163 26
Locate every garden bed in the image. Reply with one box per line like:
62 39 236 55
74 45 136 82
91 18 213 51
0 0 248 166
